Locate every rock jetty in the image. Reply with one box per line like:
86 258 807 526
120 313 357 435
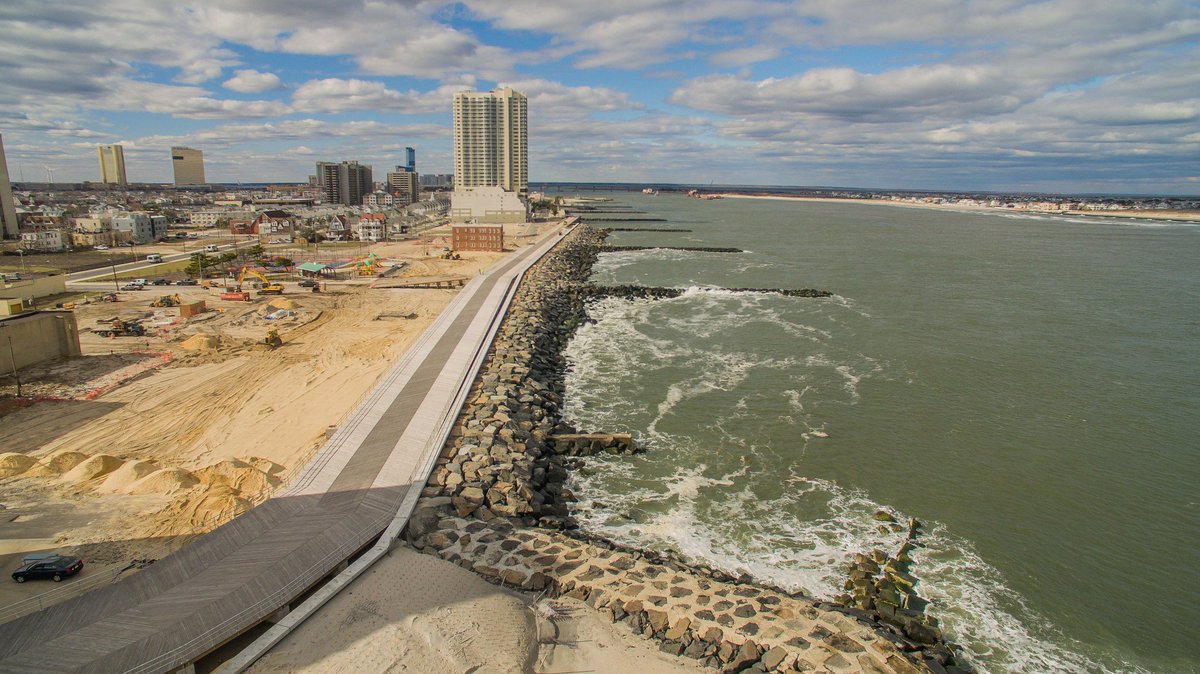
580 216 669 222
585 284 833 300
602 245 744 253
606 227 695 232
408 224 966 673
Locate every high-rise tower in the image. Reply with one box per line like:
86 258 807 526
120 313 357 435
171 147 206 186
315 161 372 206
452 88 527 198
97 144 127 186
0 134 18 239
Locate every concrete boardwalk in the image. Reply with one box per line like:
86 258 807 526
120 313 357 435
0 227 566 674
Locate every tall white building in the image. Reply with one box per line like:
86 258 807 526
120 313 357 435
452 87 527 198
0 134 18 239
171 146 206 186
97 144 127 186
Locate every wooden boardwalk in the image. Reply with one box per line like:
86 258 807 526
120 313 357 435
0 229 567 674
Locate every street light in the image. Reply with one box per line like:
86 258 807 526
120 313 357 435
15 249 24 275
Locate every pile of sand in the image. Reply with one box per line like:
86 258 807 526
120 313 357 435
124 468 199 496
180 334 220 351
59 454 123 484
0 452 37 478
187 484 253 528
245 457 285 477
268 298 299 310
192 458 280 497
97 460 160 493
25 450 89 477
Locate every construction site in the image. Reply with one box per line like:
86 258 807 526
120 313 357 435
0 226 540 614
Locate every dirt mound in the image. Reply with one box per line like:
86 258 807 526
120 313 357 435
25 450 89 477
59 454 124 484
192 458 279 497
0 453 37 478
187 484 253 528
180 334 220 351
268 298 299 310
124 468 199 495
244 457 285 476
98 460 160 493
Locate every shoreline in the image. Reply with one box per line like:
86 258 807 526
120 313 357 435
716 192 1200 223
252 224 965 673
404 226 960 672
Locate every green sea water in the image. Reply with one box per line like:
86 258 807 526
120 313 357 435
556 192 1200 673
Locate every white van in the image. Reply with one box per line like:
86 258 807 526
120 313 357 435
204 244 219 253
146 253 163 263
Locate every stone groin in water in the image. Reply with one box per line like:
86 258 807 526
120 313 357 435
579 216 670 222
585 284 834 301
602 244 744 253
605 227 694 232
407 225 967 673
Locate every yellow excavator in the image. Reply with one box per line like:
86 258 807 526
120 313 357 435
237 267 284 295
150 293 183 307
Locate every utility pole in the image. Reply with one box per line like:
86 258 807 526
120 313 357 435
110 257 119 291
6 333 21 397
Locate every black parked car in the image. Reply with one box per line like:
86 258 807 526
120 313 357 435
174 278 199 286
152 278 171 286
298 278 319 288
12 555 84 583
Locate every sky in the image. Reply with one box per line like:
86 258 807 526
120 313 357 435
1 0 1198 194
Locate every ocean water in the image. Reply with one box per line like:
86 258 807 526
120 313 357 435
556 193 1200 673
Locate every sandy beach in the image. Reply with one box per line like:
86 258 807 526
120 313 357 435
248 546 707 674
718 192 1200 222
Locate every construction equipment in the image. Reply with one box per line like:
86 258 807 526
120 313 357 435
220 289 251 302
440 249 461 260
94 319 145 338
150 294 183 307
263 329 282 349
237 267 284 295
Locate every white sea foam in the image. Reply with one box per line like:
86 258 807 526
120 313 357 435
915 525 1147 674
572 457 1143 674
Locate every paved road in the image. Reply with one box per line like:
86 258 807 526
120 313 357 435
0 227 566 673
67 242 247 284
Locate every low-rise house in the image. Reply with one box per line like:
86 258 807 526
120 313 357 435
112 212 155 244
71 216 112 247
356 212 387 241
20 228 65 252
363 191 393 208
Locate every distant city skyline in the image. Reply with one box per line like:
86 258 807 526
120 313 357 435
1 1 1197 193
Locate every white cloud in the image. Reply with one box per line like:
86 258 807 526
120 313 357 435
708 45 782 67
223 70 285 93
